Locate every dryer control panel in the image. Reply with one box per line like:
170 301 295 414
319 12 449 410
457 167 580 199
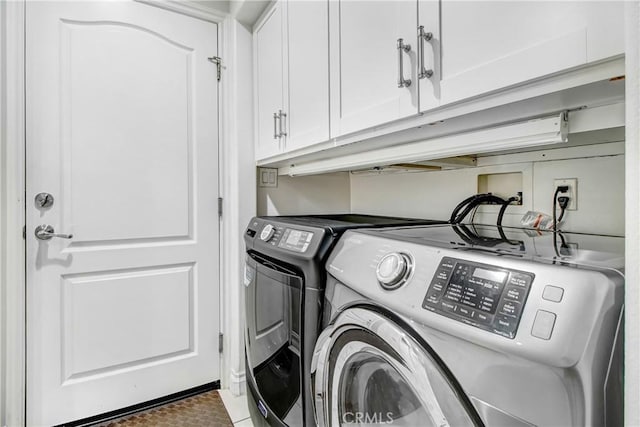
422 257 534 339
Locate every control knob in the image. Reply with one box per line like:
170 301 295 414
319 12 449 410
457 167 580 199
260 224 275 241
376 252 412 290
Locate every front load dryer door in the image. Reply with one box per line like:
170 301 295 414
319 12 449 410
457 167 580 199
311 307 484 427
244 252 303 423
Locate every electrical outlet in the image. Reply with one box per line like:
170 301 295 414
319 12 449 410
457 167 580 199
553 178 578 210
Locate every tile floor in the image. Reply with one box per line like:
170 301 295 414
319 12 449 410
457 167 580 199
218 390 255 427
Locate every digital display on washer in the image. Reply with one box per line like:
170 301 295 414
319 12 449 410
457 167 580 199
277 228 314 253
472 267 507 283
422 257 534 339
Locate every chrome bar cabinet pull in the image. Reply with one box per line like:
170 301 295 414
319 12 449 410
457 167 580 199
396 38 411 88
279 109 287 137
418 26 434 79
273 112 279 139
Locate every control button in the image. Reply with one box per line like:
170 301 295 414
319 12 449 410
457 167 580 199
429 280 446 293
424 290 442 305
435 269 451 281
508 273 532 288
497 300 523 318
376 252 412 290
440 258 455 270
476 312 491 324
504 286 526 303
494 314 518 333
542 286 564 303
260 224 275 241
531 310 557 340
457 306 475 318
440 301 457 312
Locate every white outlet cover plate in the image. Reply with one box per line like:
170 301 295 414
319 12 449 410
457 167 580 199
553 178 577 210
258 167 278 188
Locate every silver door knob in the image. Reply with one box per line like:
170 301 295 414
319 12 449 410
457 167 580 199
34 224 73 240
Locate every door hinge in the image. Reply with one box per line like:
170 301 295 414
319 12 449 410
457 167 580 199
22 225 26 239
207 56 222 81
218 333 224 353
218 197 223 217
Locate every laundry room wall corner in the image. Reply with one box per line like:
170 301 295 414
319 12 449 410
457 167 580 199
0 1 26 426
220 16 255 396
256 172 351 216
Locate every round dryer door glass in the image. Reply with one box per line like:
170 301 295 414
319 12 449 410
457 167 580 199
338 352 429 426
316 309 482 427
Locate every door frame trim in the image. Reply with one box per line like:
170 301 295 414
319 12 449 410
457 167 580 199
0 1 235 425
1 1 26 426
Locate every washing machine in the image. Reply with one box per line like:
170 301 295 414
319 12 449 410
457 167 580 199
243 214 445 427
312 224 624 427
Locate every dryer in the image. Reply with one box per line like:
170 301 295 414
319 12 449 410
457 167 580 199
312 224 624 427
243 214 445 427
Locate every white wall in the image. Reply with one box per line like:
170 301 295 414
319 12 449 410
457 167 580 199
257 172 351 216
256 142 625 238
350 149 625 237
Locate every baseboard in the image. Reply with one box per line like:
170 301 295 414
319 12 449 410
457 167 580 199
230 369 246 396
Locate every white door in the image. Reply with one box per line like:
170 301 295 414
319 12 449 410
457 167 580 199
285 0 330 152
254 2 285 160
329 0 417 138
26 2 220 425
438 1 625 105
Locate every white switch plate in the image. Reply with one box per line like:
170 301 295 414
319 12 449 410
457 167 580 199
553 178 577 210
258 167 278 188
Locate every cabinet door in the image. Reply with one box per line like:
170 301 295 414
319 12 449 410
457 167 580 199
255 3 285 160
285 0 330 152
330 0 418 138
437 1 625 107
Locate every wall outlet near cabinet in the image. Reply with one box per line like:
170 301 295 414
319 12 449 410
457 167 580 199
258 167 278 188
553 178 577 210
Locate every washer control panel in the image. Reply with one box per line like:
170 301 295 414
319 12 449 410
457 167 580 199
255 224 314 253
422 257 534 339
277 228 314 253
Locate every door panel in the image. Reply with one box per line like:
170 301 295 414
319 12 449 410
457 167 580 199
329 0 417 138
26 2 220 425
438 1 624 105
286 0 330 151
255 4 284 160
62 21 192 242
62 264 194 379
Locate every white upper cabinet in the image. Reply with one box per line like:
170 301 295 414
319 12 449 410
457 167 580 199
254 0 329 160
254 1 625 164
329 1 423 138
437 1 625 106
254 3 285 160
286 1 330 152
